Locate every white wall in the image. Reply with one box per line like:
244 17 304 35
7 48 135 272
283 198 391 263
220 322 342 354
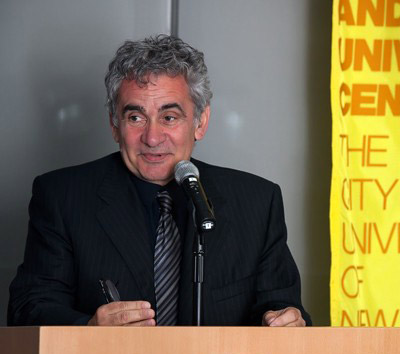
0 0 171 326
179 0 332 325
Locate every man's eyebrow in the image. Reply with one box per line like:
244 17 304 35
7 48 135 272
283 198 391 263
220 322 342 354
122 104 145 115
159 103 186 117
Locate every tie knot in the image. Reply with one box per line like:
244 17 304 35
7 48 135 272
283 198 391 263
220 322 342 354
157 191 173 214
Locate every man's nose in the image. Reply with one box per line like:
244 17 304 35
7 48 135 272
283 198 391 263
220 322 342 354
141 120 165 147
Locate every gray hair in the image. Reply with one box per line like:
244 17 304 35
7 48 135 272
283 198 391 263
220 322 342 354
105 34 213 126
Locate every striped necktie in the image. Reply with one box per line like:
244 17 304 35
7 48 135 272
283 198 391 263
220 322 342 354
154 191 181 325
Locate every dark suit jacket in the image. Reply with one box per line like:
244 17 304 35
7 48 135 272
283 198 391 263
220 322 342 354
8 152 311 326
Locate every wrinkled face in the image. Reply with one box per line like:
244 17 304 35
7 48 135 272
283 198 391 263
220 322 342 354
111 74 209 185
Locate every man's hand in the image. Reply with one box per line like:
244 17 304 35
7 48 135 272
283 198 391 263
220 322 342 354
88 301 156 326
262 307 305 327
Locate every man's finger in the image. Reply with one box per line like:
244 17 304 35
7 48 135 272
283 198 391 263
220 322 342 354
112 308 155 325
125 318 156 327
104 301 151 315
262 310 280 326
90 301 155 326
269 308 298 326
264 307 305 327
284 319 306 327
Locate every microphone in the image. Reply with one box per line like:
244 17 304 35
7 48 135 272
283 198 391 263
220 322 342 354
174 160 216 232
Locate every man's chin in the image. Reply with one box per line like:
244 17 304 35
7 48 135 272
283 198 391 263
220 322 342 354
137 167 174 186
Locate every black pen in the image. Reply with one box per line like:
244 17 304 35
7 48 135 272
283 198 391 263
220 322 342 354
99 279 121 303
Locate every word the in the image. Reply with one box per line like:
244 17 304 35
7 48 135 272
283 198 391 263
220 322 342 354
339 134 388 167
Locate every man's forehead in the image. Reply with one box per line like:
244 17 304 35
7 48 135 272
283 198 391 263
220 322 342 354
122 102 187 117
117 75 192 107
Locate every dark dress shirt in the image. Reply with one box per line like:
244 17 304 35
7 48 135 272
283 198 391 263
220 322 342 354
130 174 189 251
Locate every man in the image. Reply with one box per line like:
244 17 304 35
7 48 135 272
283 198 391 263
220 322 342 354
8 35 310 326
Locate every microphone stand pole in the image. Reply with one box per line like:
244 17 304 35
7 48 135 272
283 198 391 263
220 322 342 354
183 179 215 326
193 227 205 326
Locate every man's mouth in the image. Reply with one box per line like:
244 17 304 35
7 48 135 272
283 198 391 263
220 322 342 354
140 153 170 162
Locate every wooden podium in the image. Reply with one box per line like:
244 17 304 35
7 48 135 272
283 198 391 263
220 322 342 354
1 327 400 354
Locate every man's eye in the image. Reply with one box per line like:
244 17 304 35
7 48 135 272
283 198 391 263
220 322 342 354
163 116 176 123
126 115 147 126
128 115 142 122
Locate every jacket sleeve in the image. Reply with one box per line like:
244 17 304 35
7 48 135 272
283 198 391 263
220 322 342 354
250 184 312 325
8 175 91 326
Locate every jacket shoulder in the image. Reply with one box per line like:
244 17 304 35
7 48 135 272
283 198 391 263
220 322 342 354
31 153 122 203
192 158 279 192
35 153 119 186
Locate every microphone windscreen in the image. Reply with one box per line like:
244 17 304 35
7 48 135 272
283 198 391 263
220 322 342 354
174 160 199 185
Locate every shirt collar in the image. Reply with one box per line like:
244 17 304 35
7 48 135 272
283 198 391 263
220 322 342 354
129 174 188 207
130 174 162 207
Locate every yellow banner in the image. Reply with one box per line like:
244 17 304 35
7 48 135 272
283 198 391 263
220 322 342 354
330 0 400 326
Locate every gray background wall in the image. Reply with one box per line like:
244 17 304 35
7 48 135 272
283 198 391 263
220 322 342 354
0 0 332 326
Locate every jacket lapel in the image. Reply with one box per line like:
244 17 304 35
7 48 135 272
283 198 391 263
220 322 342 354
195 161 230 274
96 155 156 308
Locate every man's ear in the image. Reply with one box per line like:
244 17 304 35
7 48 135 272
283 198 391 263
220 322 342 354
110 114 120 143
194 105 210 141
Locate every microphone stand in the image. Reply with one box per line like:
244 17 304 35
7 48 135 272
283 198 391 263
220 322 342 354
191 206 215 326
193 227 205 326
175 165 215 326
